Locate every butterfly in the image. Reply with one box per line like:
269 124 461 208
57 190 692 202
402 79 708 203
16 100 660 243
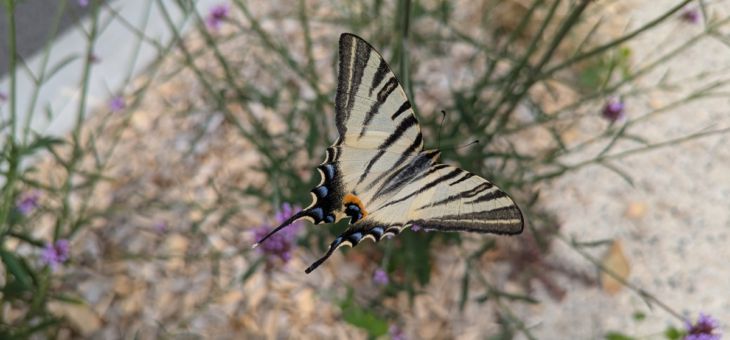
253 33 524 273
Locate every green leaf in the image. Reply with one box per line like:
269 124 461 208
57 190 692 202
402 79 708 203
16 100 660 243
632 311 646 321
575 239 614 247
604 331 636 340
492 290 539 304
458 271 469 311
21 135 65 156
50 294 86 305
341 301 389 337
474 294 489 303
0 249 31 287
664 326 686 340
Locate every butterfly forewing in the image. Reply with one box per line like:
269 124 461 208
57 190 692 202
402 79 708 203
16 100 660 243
336 34 423 154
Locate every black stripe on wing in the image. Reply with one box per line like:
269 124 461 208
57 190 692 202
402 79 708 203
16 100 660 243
378 115 418 150
377 167 462 210
414 182 494 211
369 58 390 97
392 101 412 120
358 77 402 140
357 150 386 184
335 34 372 136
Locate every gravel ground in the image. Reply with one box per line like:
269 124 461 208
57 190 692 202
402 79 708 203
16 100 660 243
519 1 730 339
11 0 730 339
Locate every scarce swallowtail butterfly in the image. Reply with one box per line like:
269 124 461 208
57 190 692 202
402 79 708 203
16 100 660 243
253 33 524 273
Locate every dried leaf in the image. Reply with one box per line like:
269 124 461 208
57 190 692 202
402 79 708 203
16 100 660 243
625 202 647 218
600 241 630 295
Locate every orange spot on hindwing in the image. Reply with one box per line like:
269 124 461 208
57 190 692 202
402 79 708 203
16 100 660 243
344 194 368 222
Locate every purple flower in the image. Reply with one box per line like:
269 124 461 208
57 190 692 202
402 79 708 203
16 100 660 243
389 324 406 340
205 4 230 31
109 96 124 112
386 234 393 239
0 91 7 101
602 96 625 122
16 190 42 215
411 225 421 232
681 9 701 24
684 313 722 340
252 203 303 263
41 239 70 271
78 0 88 6
154 220 167 233
373 268 389 284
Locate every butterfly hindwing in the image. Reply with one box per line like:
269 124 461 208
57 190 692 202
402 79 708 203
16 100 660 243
304 164 523 273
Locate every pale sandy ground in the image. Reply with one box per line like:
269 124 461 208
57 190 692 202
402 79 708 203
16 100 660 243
518 1 730 339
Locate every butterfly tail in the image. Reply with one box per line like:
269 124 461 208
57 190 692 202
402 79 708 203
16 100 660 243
252 210 308 249
304 236 347 274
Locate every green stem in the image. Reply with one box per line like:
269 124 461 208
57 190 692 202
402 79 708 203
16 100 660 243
57 0 100 241
0 0 20 240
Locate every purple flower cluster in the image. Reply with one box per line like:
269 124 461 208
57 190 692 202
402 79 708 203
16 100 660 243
206 4 230 31
685 313 722 340
389 324 406 340
0 91 7 101
16 190 42 215
602 96 625 122
109 96 124 112
41 239 70 271
682 9 701 24
373 268 389 284
78 0 88 7
253 203 303 263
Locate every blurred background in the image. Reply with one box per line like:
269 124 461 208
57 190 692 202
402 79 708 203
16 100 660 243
0 0 728 339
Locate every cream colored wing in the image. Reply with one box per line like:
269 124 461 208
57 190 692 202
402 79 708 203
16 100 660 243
335 33 423 155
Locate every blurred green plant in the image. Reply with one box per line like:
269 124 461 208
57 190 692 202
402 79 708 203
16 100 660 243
1 0 729 338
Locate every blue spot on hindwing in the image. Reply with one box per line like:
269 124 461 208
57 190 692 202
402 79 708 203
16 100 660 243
371 227 383 237
325 215 335 223
356 212 363 221
350 232 363 243
308 207 323 221
346 204 360 212
314 186 328 198
323 164 334 179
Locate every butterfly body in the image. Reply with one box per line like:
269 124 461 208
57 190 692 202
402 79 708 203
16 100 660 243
253 34 524 273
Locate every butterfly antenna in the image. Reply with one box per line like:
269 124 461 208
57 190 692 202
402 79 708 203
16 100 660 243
437 110 446 150
252 210 307 249
443 140 479 151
